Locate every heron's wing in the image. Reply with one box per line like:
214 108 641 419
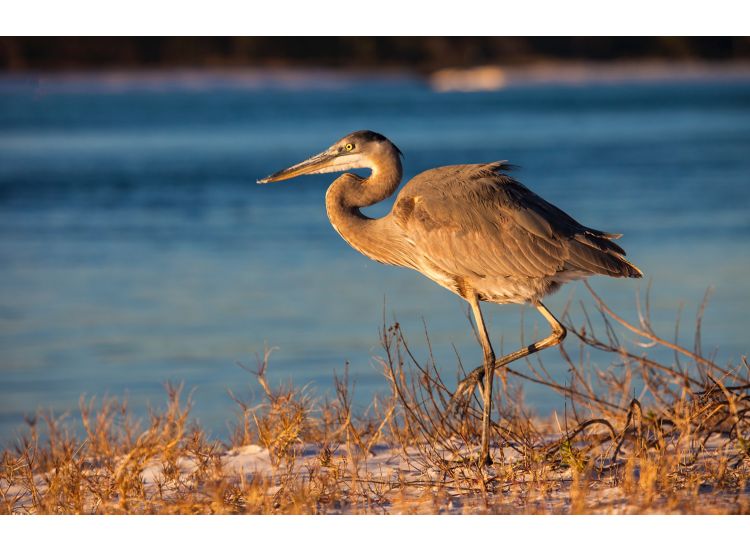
392 162 641 281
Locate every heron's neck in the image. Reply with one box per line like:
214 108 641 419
324 157 408 266
333 155 403 207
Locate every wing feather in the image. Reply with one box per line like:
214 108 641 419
392 162 641 282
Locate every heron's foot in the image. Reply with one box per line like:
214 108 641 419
441 452 494 468
449 371 484 415
443 453 496 473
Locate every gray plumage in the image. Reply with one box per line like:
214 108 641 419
390 161 641 304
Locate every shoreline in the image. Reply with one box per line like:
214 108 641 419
2 61 750 93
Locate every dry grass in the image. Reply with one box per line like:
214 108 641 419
1 285 748 514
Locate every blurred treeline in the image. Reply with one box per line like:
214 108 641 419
2 37 749 72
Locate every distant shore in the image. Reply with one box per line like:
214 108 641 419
3 37 748 74
2 60 750 94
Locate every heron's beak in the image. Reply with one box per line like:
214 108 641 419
257 149 339 184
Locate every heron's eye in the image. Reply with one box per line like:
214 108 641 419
345 143 355 152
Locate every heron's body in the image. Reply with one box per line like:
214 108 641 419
260 130 642 465
324 160 640 305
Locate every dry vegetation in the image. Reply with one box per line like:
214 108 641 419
2 284 749 514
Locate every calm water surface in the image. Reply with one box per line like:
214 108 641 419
1 73 749 443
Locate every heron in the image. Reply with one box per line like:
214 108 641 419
258 130 642 466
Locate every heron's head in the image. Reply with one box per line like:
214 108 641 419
257 130 402 184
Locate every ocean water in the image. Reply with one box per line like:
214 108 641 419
1 72 749 443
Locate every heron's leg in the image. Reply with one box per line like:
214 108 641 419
453 301 567 406
466 293 495 466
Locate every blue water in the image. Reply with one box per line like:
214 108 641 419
1 73 749 444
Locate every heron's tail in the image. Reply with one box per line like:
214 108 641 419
566 231 643 279
615 256 643 278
